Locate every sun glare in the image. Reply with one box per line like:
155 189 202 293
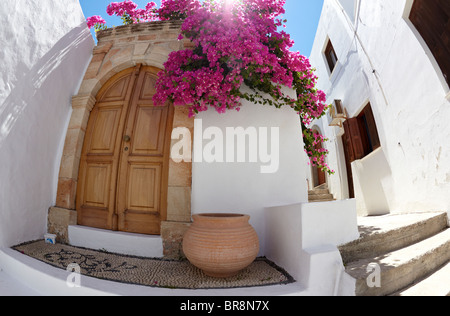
224 0 238 8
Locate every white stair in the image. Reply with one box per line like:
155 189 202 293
308 184 335 202
340 212 450 296
394 262 450 296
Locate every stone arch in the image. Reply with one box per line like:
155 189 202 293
49 21 193 259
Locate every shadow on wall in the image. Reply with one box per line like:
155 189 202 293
0 23 93 146
0 23 94 248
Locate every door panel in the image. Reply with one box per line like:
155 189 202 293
88 106 122 154
132 106 167 156
127 163 161 212
83 163 112 208
139 73 158 100
101 75 132 102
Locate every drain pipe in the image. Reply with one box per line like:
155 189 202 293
333 261 345 296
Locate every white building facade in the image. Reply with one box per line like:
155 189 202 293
309 0 450 218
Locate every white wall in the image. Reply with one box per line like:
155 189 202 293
191 87 308 255
309 0 450 215
0 0 94 247
265 199 359 295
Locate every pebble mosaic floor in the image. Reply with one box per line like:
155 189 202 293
13 240 294 290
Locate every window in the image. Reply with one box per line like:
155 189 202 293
343 103 381 163
409 0 450 86
334 99 344 115
329 100 347 127
325 40 338 73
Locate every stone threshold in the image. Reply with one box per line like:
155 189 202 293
68 225 164 258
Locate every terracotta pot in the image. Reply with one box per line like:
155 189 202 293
183 213 260 278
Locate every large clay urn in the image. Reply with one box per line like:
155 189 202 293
183 213 260 278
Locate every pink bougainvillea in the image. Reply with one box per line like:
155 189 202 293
106 0 158 24
86 0 334 174
158 0 202 21
86 15 107 30
153 0 326 115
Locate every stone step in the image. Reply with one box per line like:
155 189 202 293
308 193 334 202
392 262 450 296
68 225 163 258
339 212 448 264
308 189 330 195
345 228 450 296
314 183 328 190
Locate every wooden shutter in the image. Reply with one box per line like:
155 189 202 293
345 117 365 160
325 40 338 73
342 120 355 163
410 0 450 86
342 120 356 198
363 104 381 151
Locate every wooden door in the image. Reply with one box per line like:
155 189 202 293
116 67 173 235
342 120 356 199
314 140 327 187
76 66 173 235
410 0 450 86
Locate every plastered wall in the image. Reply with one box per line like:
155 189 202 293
0 0 94 247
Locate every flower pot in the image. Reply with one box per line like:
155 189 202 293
183 213 260 278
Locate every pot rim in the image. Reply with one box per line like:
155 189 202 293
191 214 252 227
194 213 247 218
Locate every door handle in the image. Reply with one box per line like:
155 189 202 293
123 135 131 142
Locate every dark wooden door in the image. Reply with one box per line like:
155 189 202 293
342 119 357 199
314 141 327 187
410 0 450 86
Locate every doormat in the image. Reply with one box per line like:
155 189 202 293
13 240 294 290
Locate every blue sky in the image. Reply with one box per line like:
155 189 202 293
79 0 324 57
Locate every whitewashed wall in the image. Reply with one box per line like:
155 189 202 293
265 199 359 295
0 0 94 247
192 87 308 255
309 0 450 216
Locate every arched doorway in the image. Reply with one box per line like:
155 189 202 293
76 65 174 235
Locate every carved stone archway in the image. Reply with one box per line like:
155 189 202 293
48 21 194 259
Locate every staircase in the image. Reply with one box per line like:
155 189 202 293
338 211 450 296
308 184 335 202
